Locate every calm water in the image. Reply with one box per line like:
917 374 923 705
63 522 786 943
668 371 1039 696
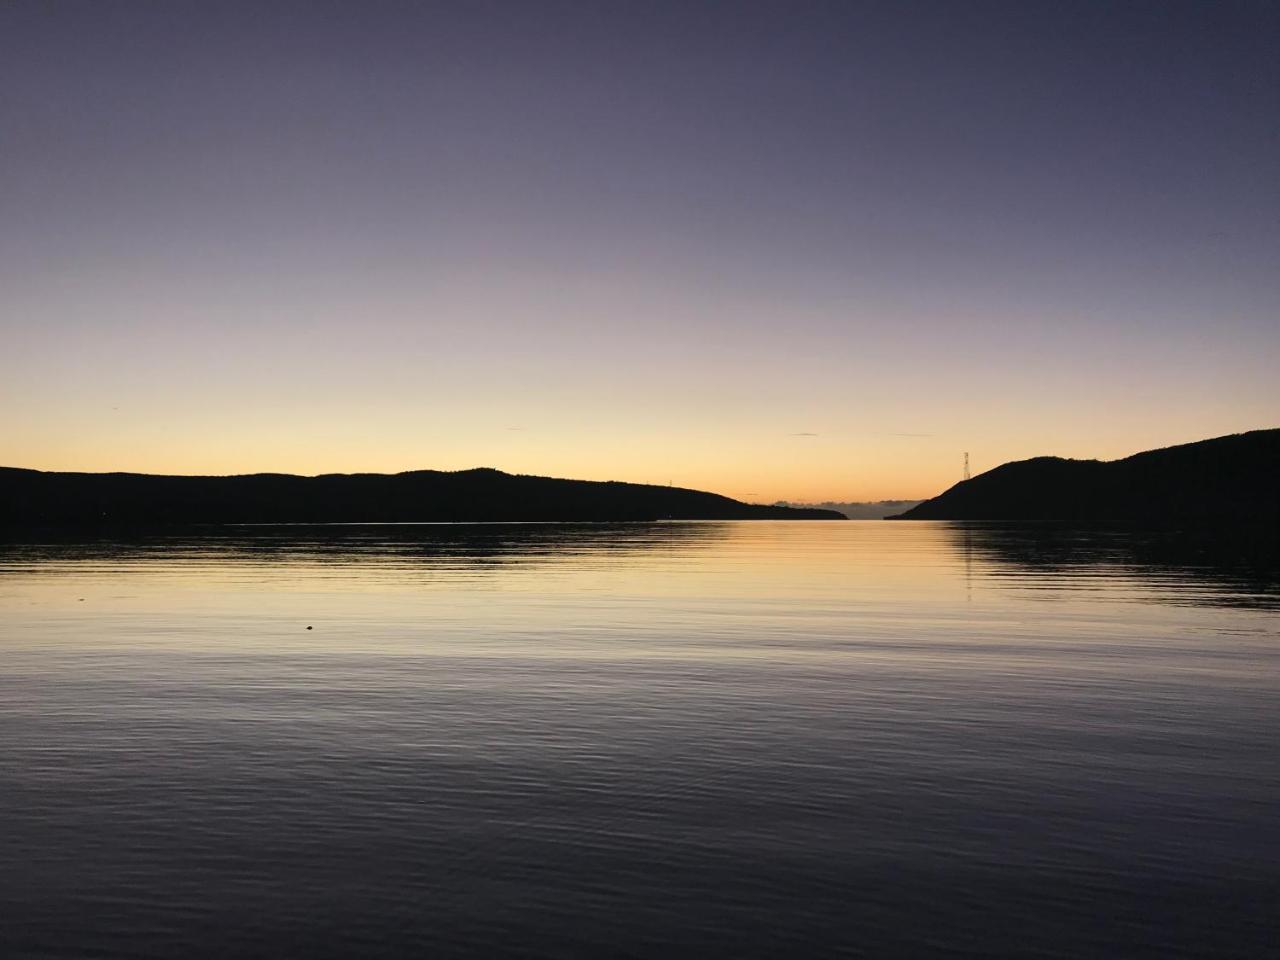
1 521 1277 958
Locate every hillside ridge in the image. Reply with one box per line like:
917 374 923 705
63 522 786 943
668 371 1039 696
889 429 1279 525
0 466 844 525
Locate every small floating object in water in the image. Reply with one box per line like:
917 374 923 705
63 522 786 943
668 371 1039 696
306 625 313 630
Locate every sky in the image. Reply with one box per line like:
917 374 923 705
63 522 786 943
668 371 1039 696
2 0 1277 502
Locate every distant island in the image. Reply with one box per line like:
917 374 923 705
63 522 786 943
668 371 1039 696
774 499 923 520
0 467 845 526
889 429 1279 526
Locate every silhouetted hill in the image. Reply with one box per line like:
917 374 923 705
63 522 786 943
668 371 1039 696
889 430 1280 526
0 467 844 526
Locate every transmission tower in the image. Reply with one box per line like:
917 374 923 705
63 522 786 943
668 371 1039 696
963 452 970 481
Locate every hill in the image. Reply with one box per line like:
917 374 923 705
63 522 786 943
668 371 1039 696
888 430 1280 526
0 467 844 526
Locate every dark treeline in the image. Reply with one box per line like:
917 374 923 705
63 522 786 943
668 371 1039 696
0 467 844 526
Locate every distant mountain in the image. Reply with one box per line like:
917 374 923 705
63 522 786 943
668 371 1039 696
889 430 1280 526
775 500 923 519
0 467 844 526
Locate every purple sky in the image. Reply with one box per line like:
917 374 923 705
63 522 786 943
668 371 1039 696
3 1 1277 500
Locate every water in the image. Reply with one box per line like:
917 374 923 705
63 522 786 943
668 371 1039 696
1 521 1276 958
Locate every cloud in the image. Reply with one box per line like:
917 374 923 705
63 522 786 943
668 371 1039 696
789 432 819 437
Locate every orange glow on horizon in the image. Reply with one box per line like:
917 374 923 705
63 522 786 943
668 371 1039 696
5 418 1275 505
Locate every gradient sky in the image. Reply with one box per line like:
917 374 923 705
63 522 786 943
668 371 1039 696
3 0 1277 501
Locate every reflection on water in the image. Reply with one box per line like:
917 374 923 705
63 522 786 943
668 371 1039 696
958 523 1280 609
0 521 729 570
1 522 1277 958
